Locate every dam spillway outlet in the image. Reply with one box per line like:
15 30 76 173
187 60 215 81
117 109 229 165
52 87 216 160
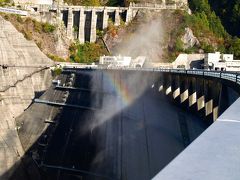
10 69 217 180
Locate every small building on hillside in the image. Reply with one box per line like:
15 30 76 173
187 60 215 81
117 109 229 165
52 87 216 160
131 56 146 68
172 54 205 69
173 52 240 71
99 55 146 68
99 55 132 68
204 52 240 71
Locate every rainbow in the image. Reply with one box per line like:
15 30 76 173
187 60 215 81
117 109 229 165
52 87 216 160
102 71 133 107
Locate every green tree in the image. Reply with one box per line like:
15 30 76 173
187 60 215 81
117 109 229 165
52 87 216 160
69 42 106 63
229 37 240 58
175 38 183 51
208 0 240 36
80 0 100 6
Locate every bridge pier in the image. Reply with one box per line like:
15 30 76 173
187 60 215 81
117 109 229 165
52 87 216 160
151 72 160 94
162 0 166 7
60 7 135 43
159 81 164 92
212 81 221 121
154 74 161 94
188 77 197 108
164 74 172 96
172 75 180 102
196 78 205 112
114 9 121 26
103 9 109 29
66 8 73 40
90 9 97 43
125 8 133 24
78 8 85 43
204 80 213 120
180 76 189 104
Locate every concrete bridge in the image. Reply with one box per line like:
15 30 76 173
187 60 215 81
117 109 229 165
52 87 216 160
57 6 134 43
28 0 188 43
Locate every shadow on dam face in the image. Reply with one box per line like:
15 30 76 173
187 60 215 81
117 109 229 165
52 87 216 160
5 69 210 180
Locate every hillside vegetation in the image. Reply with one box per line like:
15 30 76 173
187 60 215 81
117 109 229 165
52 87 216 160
208 0 240 37
69 41 108 63
63 0 137 6
188 0 240 58
0 13 69 61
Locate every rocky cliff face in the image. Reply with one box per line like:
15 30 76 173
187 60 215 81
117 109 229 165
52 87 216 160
0 16 53 179
181 27 200 49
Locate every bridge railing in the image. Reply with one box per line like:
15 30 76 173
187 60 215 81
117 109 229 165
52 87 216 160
67 67 240 85
63 66 240 85
131 68 240 85
171 69 239 85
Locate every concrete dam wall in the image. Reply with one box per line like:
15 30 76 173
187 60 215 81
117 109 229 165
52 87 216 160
3 68 239 180
0 16 53 178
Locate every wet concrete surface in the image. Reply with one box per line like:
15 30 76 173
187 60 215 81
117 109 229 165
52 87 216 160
15 69 209 180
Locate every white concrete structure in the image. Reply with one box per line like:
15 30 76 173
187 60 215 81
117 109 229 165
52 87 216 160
57 62 98 69
100 55 132 67
172 54 205 69
99 55 146 68
172 52 240 71
131 56 146 68
205 52 240 71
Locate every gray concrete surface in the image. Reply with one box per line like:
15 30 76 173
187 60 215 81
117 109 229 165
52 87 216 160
0 16 53 178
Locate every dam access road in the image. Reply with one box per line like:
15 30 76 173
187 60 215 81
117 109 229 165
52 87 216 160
11 68 208 180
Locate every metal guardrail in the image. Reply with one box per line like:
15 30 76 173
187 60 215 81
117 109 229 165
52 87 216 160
63 67 240 86
157 69 240 85
127 68 240 85
152 68 240 84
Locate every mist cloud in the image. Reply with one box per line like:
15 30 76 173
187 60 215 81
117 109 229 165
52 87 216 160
112 10 165 63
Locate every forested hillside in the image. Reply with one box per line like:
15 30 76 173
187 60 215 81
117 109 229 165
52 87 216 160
208 0 240 37
63 0 127 6
189 0 240 58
